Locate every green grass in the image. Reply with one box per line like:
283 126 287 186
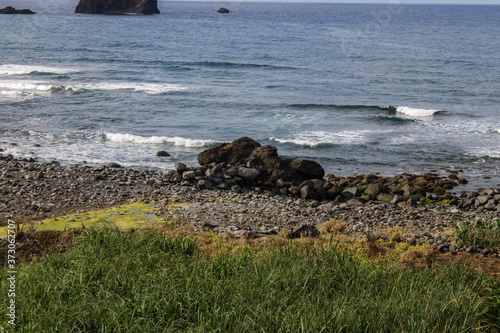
1 227 498 332
453 217 500 249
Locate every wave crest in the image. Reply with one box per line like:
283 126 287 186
0 64 78 76
396 106 440 117
104 133 217 147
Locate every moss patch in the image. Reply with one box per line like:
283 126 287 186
0 201 185 237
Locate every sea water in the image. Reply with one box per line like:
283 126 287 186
0 1 499 189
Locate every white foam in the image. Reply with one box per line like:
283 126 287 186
271 130 369 147
396 106 440 117
0 64 77 76
88 82 187 94
0 80 187 95
0 80 78 93
105 133 216 147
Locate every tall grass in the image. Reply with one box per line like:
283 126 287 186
453 218 500 249
1 227 498 332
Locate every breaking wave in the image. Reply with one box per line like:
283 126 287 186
0 80 187 95
0 64 78 76
270 130 370 147
104 133 218 147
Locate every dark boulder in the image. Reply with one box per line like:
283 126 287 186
216 7 230 13
0 6 36 14
247 145 324 183
155 150 170 157
198 137 261 166
198 137 324 185
75 0 160 15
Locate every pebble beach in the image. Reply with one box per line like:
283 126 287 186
1 142 499 257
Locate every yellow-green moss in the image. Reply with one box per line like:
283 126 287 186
0 201 185 237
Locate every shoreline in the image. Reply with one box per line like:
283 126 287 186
1 152 499 252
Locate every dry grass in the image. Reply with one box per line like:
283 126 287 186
317 218 348 235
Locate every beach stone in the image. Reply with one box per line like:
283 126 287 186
106 162 122 168
175 163 187 173
288 185 300 196
476 195 490 205
238 167 260 180
484 200 496 210
343 187 360 198
364 183 382 196
433 187 446 195
300 185 318 200
182 171 196 180
347 199 364 207
197 179 213 190
156 151 170 157
377 193 394 202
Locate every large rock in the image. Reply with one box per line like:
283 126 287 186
0 6 36 14
75 0 160 15
198 137 261 166
198 137 324 184
247 145 324 183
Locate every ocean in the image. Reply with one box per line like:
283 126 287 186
1 1 499 190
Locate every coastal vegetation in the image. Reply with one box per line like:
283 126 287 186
1 225 498 332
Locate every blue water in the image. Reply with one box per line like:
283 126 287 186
1 1 499 189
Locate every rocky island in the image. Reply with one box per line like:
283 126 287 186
0 6 36 14
75 0 160 15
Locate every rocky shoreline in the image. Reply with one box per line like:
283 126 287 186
1 137 499 257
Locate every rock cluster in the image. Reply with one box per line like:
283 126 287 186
75 0 160 15
1 149 499 256
459 188 500 212
168 137 471 208
167 137 325 195
0 6 36 14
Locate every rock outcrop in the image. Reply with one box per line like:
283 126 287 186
198 137 261 166
75 0 160 15
197 137 324 186
216 7 230 14
0 6 36 14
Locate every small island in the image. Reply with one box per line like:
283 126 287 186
75 0 160 15
216 7 231 14
0 6 36 14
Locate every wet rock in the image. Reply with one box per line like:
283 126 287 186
182 171 196 180
106 162 122 168
175 163 187 174
156 151 170 157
